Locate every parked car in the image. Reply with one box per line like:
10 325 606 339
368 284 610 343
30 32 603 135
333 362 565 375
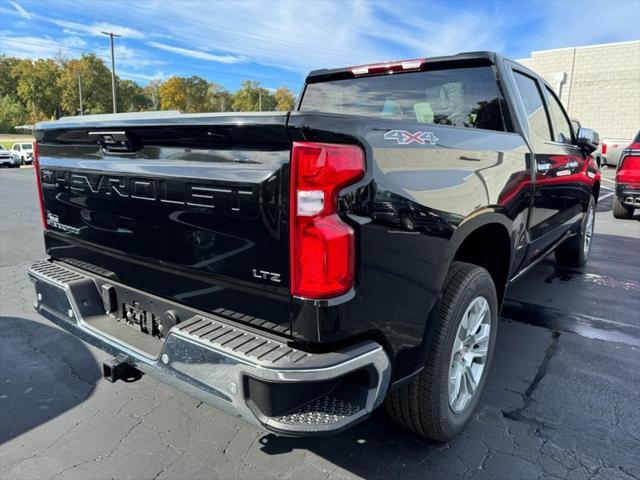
598 138 632 167
0 145 19 167
612 130 640 219
29 51 600 441
10 142 34 165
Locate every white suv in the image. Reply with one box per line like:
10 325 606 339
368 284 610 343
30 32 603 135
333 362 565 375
0 145 19 167
10 142 34 165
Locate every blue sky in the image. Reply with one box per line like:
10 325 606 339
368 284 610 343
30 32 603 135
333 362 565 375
1 0 639 94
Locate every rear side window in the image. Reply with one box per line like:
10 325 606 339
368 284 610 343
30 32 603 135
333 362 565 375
512 71 552 141
545 87 573 143
300 66 506 132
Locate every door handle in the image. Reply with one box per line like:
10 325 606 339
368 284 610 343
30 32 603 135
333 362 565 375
537 163 551 173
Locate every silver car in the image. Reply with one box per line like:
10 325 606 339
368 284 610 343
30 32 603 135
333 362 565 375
0 145 19 167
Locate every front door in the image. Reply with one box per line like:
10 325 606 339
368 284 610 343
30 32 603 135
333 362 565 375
507 67 588 264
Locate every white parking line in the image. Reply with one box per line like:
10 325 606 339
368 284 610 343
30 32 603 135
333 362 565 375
601 177 616 185
598 192 614 201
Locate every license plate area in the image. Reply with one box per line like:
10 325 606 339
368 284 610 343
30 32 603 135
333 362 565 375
123 302 158 337
83 280 196 357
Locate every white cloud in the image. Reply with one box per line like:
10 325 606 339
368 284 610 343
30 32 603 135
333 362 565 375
118 70 168 83
0 34 86 59
50 20 145 39
96 44 167 69
8 0 31 20
3 0 638 87
146 41 247 64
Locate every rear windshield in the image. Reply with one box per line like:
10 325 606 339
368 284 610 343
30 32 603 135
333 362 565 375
300 66 506 132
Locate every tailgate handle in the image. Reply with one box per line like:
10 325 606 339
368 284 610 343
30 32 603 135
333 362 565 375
88 131 139 153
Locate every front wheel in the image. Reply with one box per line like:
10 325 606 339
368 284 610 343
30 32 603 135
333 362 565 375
555 196 596 267
386 261 498 441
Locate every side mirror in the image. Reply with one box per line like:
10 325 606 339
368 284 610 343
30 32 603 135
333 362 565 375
570 119 581 133
576 127 599 154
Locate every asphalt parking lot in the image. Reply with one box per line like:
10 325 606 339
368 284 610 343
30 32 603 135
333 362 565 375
1 166 639 480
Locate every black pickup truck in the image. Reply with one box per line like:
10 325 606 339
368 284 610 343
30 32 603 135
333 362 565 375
29 51 601 441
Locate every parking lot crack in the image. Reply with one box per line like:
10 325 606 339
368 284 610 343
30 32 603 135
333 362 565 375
502 330 560 424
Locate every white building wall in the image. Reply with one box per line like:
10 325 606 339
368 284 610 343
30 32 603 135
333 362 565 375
518 41 640 139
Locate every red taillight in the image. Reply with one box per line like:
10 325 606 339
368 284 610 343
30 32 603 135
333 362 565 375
601 143 607 154
290 142 365 299
349 58 425 76
33 142 47 230
617 143 640 184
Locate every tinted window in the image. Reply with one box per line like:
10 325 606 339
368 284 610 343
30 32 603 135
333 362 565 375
545 87 573 143
300 66 506 132
512 71 552 141
21 143 32 149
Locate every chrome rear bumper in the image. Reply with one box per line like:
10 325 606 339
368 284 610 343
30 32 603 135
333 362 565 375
28 260 391 435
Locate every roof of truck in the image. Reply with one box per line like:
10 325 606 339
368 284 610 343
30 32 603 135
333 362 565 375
305 51 509 83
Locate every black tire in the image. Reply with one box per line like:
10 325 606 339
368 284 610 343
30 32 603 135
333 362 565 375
555 195 596 267
401 214 415 231
612 196 633 220
385 261 498 441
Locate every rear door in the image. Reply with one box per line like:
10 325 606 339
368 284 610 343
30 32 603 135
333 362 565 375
507 66 586 261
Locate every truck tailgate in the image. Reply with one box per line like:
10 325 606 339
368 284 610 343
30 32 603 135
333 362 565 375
36 113 292 336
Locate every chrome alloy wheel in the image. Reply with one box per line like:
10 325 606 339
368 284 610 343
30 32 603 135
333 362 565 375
583 203 595 256
448 296 491 413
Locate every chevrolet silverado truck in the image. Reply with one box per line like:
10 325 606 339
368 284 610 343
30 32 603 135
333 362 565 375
29 52 601 441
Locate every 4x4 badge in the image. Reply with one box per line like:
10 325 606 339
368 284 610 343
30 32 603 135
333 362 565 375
384 130 439 145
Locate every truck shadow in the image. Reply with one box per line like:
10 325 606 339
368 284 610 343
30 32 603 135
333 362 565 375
0 317 101 444
257 319 552 479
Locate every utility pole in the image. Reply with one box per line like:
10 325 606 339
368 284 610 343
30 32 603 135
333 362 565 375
259 90 262 112
77 74 83 115
101 31 121 113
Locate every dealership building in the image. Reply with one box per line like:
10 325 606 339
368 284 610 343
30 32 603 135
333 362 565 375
518 40 640 140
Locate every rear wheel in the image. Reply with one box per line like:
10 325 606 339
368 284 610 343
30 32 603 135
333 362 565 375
612 196 634 220
555 196 596 267
385 261 498 441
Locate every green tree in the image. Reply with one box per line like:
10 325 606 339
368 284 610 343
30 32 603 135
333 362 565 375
0 95 28 133
13 59 61 122
58 54 113 116
118 79 150 112
0 56 23 97
183 76 209 112
231 80 276 112
205 82 232 112
274 86 296 111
